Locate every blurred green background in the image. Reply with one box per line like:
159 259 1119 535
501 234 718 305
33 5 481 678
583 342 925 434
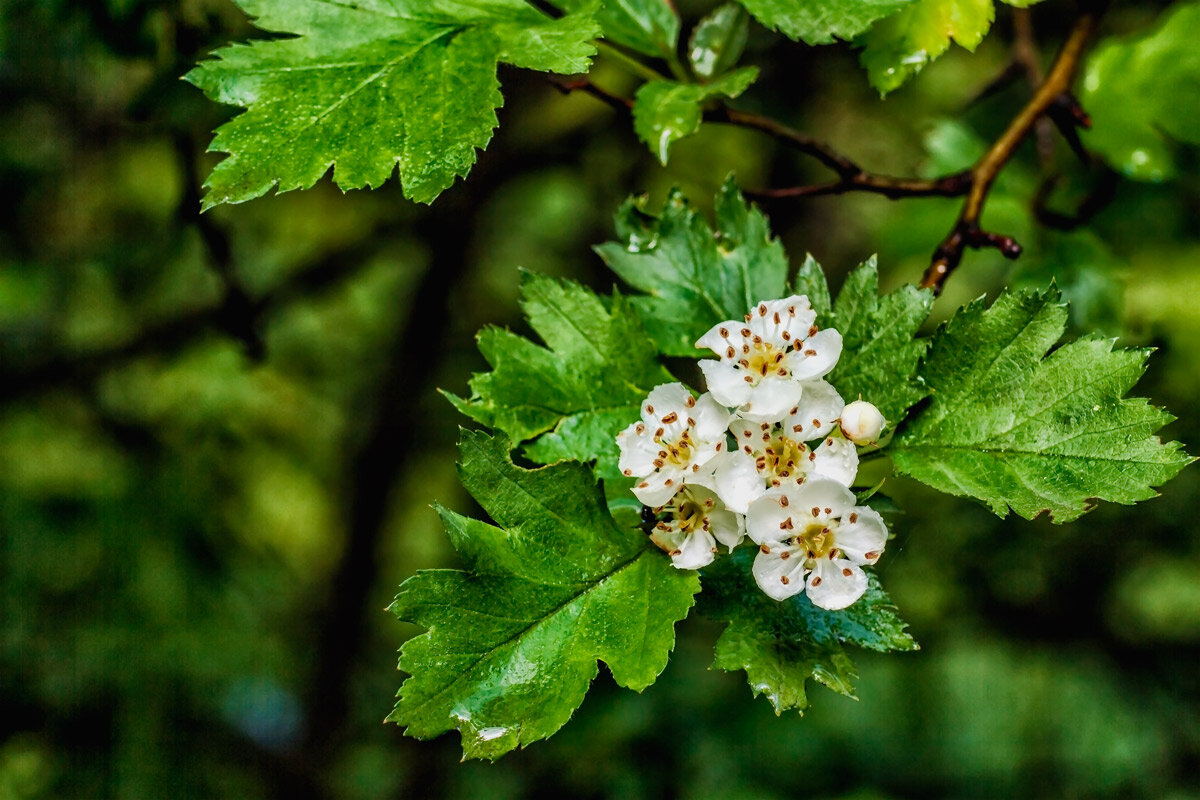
2 1 1199 798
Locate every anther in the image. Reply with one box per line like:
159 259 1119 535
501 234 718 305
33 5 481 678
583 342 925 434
864 551 879 560
743 430 752 438
653 459 664 468
848 513 857 524
780 496 789 507
661 412 678 424
804 349 817 357
780 575 790 585
726 346 735 358
808 325 817 337
719 327 729 338
811 507 820 516
646 405 654 414
623 469 632 476
773 312 781 324
842 568 853 577
685 395 696 408
687 418 695 427
741 327 751 337
780 550 790 559
811 576 822 587
760 544 770 554
824 508 832 514
758 303 767 316
782 331 791 341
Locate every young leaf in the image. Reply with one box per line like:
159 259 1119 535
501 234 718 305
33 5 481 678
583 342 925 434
799 256 934 424
389 431 699 759
447 271 672 472
1081 1 1200 182
736 0 917 46
702 548 916 714
633 67 759 164
689 3 750 79
186 0 599 208
891 287 1191 522
596 180 789 355
556 0 680 59
857 0 996 95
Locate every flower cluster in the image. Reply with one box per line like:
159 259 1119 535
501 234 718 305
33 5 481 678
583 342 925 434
617 295 889 610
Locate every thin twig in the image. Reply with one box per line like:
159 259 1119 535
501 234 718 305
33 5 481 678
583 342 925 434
920 7 1104 292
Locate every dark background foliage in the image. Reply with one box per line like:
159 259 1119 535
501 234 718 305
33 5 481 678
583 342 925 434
2 1 1198 798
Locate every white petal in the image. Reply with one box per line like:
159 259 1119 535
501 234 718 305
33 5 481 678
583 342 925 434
809 435 859 487
739 377 805 424
671 529 717 570
835 506 888 565
708 509 745 550
785 380 845 441
753 549 808 601
696 320 740 355
700 359 755 408
714 450 766 515
691 392 733 442
728 418 764 454
787 328 843 381
791 478 856 520
750 296 817 345
806 557 868 610
688 438 722 473
744 487 794 544
616 423 658 477
642 383 693 422
632 467 685 507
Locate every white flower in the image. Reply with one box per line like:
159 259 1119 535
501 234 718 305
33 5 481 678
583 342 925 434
649 486 745 570
696 295 843 423
707 380 857 513
617 383 732 507
840 399 886 445
745 478 888 610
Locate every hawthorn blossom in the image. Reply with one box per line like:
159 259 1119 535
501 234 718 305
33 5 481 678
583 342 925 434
707 380 857 513
648 486 745 570
617 383 732 507
696 295 843 423
745 479 888 610
840 399 886 445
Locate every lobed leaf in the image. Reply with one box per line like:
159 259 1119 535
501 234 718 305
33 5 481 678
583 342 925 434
556 0 679 58
702 548 916 714
186 0 599 207
858 0 996 95
632 68 758 164
736 0 916 46
891 287 1192 522
389 431 699 759
447 271 672 473
596 179 789 356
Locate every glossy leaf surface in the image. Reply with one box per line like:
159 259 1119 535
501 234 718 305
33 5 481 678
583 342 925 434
892 287 1191 521
389 431 699 759
736 0 916 45
633 67 759 164
689 3 750 79
187 0 599 207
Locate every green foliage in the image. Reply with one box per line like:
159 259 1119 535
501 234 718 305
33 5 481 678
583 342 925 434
185 0 599 207
795 255 933 424
892 287 1191 522
702 549 916 713
736 0 916 45
388 431 699 760
633 68 758 164
858 0 1041 95
557 0 679 58
1082 1 1200 182
448 272 672 472
596 179 789 356
689 3 750 79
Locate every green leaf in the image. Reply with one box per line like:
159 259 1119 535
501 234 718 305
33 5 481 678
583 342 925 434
389 430 699 759
447 271 672 472
689 3 750 79
892 287 1191 522
1081 2 1200 181
557 0 680 58
820 256 934 424
857 0 995 95
736 0 916 46
596 179 789 355
186 0 599 208
702 548 916 714
633 67 759 164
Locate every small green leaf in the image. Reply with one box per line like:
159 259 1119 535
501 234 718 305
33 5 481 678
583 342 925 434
1081 1 1200 181
447 271 672 472
702 548 916 714
389 431 699 759
556 0 680 58
736 0 917 45
892 287 1192 522
633 67 759 164
821 257 934 424
596 179 789 355
857 0 995 95
186 0 599 207
689 3 750 78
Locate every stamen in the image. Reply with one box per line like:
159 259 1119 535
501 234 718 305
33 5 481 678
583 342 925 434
741 327 751 337
864 551 879 560
824 508 832 515
719 327 729 338
646 405 654 414
743 430 752 438
842 568 853 577
773 312 781 324
811 576 822 587
760 544 770 554
685 395 696 408
780 496 789 507
780 550 790 559
726 346 735 358
758 303 767 316
848 513 858 523
804 349 817 357
661 412 678 424
811 507 820 516
808 325 818 337
623 469 632 476
782 331 791 341
780 575 790 584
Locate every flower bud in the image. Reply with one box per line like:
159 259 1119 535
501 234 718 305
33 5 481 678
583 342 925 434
839 400 885 445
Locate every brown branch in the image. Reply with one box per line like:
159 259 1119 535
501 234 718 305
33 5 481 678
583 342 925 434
920 7 1104 292
747 170 972 201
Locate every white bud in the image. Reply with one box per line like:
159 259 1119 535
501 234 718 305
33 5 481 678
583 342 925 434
839 400 885 445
